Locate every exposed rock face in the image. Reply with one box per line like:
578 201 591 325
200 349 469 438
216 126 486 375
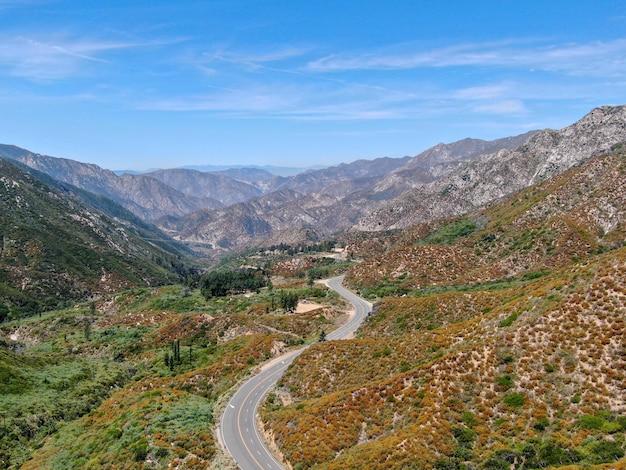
355 105 626 231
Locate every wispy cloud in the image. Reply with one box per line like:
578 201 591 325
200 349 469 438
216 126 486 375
137 80 444 122
306 38 626 78
0 34 175 80
473 100 527 115
205 47 309 66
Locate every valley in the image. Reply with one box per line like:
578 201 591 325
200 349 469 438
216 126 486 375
0 105 625 469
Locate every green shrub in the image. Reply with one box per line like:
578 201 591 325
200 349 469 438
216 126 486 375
588 439 625 463
502 393 525 407
536 441 581 466
461 411 476 428
498 312 519 327
451 426 475 447
131 438 148 462
424 219 477 245
578 414 605 430
496 374 514 390
533 417 550 431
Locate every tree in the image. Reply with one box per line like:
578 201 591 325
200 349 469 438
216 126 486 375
0 303 8 323
84 320 92 341
318 330 326 342
172 339 181 364
279 290 298 312
200 269 267 299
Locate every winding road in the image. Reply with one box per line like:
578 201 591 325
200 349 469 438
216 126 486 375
220 275 372 470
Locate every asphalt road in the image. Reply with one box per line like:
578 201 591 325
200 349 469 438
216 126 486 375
220 275 372 470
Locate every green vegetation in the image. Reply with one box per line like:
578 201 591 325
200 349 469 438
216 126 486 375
200 268 267 298
502 392 526 407
498 311 520 327
0 159 190 318
423 218 477 245
0 248 344 468
279 290 299 312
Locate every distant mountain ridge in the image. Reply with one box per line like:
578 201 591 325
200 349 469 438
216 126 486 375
151 131 537 254
179 163 311 177
4 105 625 259
0 130 534 253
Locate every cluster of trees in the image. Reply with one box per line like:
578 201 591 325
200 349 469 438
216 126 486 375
266 240 336 256
200 269 267 299
278 290 299 312
164 339 191 370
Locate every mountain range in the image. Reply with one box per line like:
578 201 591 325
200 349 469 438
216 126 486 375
4 106 626 260
1 129 542 257
1 105 625 299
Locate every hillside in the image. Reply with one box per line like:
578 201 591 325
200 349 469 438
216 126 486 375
0 158 189 317
259 147 626 469
0 263 350 468
356 105 626 231
1 146 624 469
347 146 626 290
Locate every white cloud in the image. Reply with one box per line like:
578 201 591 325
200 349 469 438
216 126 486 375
305 38 626 79
0 34 175 80
473 100 527 115
453 84 511 100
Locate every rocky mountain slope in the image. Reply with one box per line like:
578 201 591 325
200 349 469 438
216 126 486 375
144 168 264 206
365 131 538 199
273 156 412 197
0 158 189 317
357 106 626 231
260 145 626 469
165 131 538 256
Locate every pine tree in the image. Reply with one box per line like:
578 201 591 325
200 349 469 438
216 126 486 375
164 352 173 371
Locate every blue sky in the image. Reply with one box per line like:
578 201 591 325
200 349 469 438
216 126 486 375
0 0 625 170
